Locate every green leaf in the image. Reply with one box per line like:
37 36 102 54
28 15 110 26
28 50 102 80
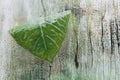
9 11 71 62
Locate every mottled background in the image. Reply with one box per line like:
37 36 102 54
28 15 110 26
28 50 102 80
0 0 120 80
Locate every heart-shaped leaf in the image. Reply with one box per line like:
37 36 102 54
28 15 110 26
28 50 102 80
9 11 71 62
